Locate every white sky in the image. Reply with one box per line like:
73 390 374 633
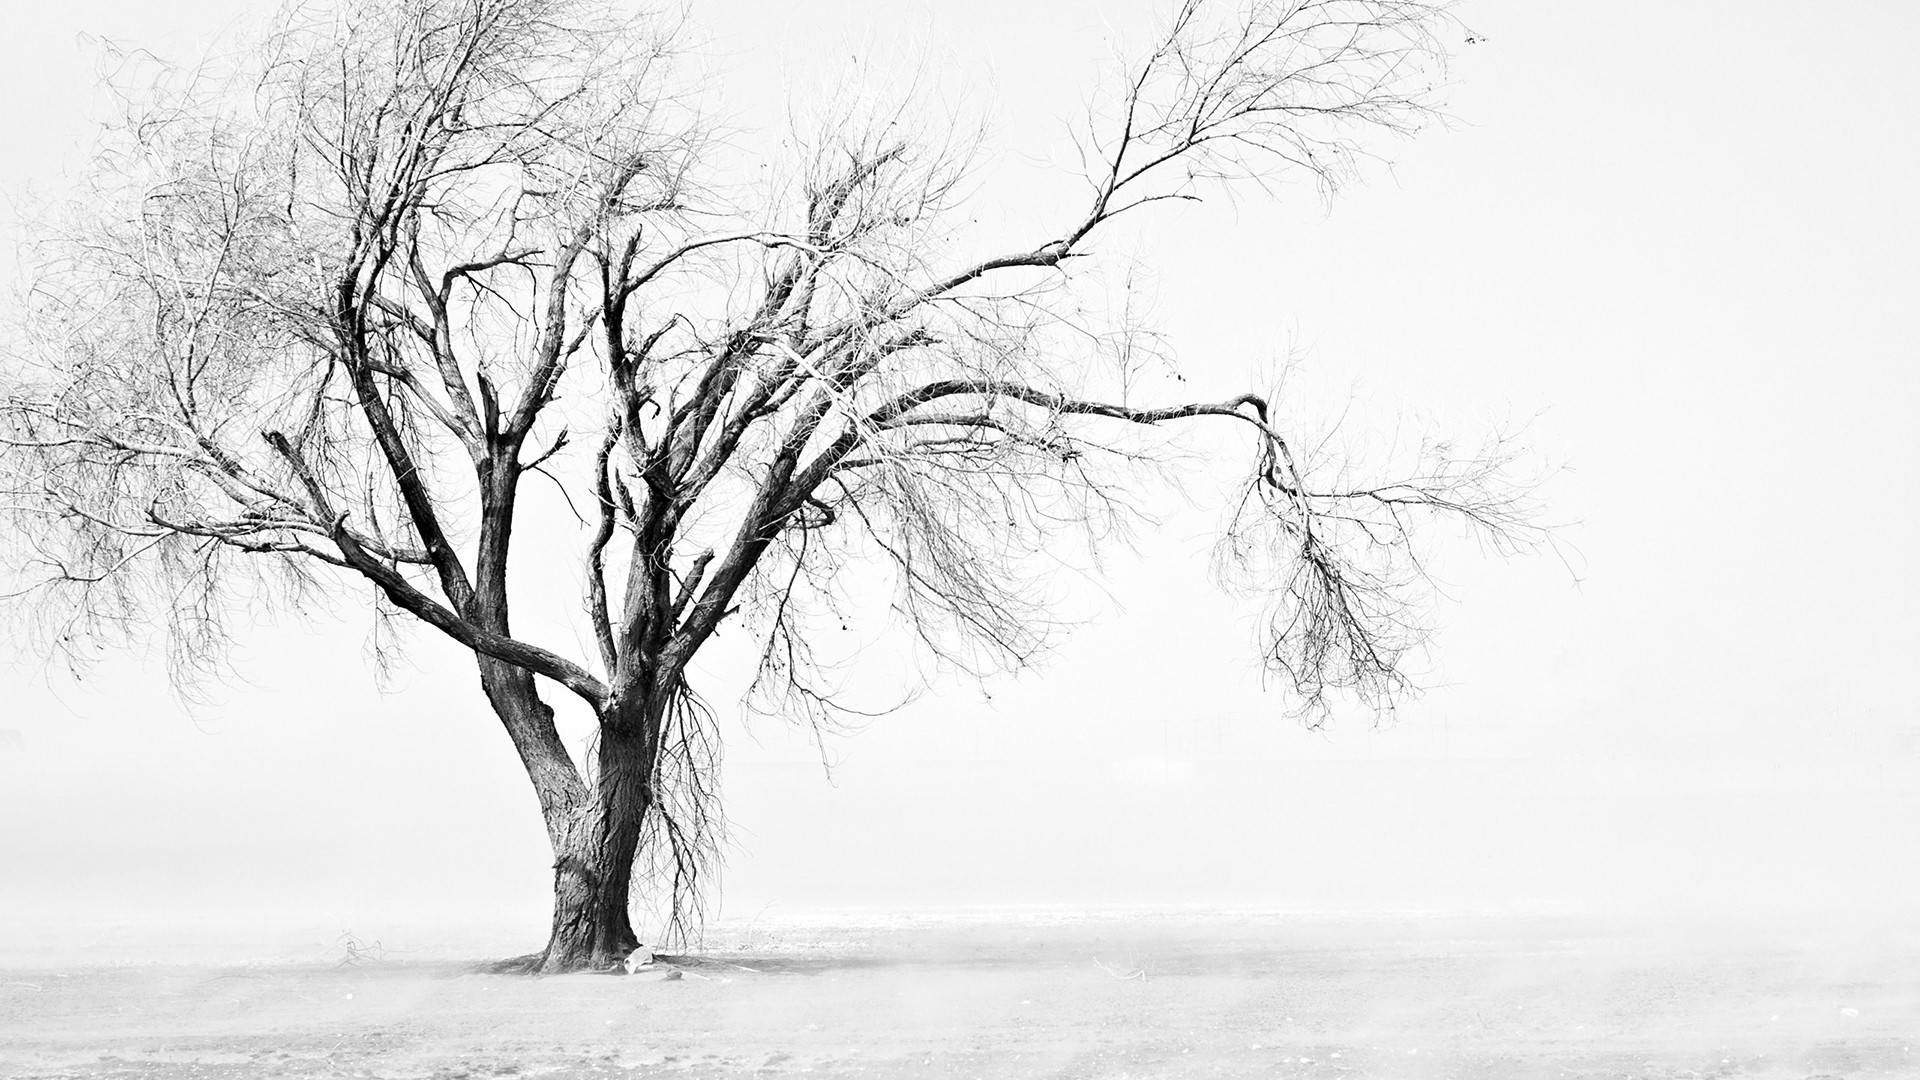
1 0 1916 951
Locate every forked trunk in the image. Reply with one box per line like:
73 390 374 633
480 658 660 975
531 715 654 974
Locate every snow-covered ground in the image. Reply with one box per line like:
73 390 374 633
3 909 1915 1079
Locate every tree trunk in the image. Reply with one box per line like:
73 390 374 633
537 822 642 973
479 659 585 852
476 635 664 974
530 713 655 974
468 449 662 974
475 658 645 975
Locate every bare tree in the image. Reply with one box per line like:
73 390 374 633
0 0 1541 973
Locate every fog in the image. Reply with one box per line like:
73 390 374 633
2 0 1918 972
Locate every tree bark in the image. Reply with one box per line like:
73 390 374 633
524 699 658 974
480 684 652 972
469 658 627 974
479 660 585 845
463 439 665 975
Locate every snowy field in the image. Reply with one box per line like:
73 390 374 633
2 910 1915 1079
